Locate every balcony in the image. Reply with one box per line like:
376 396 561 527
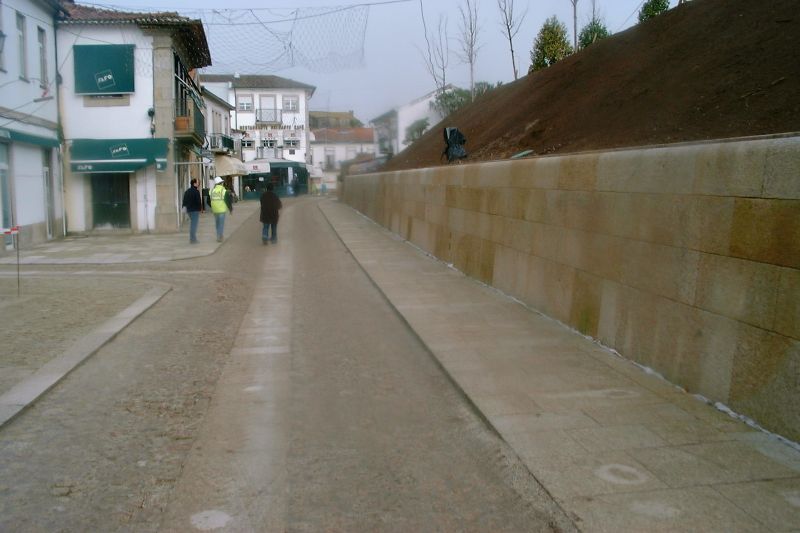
256 108 282 125
207 133 235 153
174 100 205 146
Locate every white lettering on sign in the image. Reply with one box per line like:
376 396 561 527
95 69 116 90
76 164 93 171
110 144 130 158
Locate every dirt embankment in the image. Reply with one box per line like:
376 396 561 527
384 0 800 171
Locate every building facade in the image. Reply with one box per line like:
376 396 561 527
57 2 211 234
309 126 377 190
0 0 65 253
200 74 315 166
370 86 449 157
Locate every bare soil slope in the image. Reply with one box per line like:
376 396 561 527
384 0 799 171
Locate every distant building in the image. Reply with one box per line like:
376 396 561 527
200 74 315 166
370 86 450 156
0 0 66 253
57 1 211 233
309 110 362 129
309 126 378 189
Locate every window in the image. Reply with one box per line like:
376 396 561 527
283 95 299 112
241 139 254 149
237 94 253 111
261 139 276 148
16 12 26 79
285 138 299 148
37 27 47 87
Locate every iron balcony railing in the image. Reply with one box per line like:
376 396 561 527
208 133 235 151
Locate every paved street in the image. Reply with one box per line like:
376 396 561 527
0 198 573 532
0 197 798 532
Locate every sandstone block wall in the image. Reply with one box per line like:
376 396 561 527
342 135 800 441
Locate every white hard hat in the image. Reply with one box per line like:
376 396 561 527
213 176 223 184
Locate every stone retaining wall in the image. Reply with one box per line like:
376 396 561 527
342 135 800 441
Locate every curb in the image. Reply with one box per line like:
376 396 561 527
0 286 171 428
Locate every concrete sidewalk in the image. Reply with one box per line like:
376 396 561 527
319 199 800 532
0 200 260 265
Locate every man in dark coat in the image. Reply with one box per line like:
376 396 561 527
182 178 202 243
260 183 282 244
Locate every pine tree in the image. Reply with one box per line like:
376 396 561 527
529 16 573 73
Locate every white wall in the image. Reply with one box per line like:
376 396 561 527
135 166 157 232
12 143 45 224
396 94 442 154
310 141 376 171
57 25 155 140
0 0 62 243
0 0 59 131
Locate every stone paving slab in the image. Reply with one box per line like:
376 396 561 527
0 201 260 265
319 199 800 532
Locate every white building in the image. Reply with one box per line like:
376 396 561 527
200 74 315 165
57 1 211 233
370 86 450 156
202 87 245 195
309 127 377 189
0 0 65 254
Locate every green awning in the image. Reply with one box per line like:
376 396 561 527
74 45 135 95
70 138 168 173
0 128 60 147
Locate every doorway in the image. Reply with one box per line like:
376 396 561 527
91 173 130 229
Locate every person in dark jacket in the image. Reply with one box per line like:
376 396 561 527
259 183 282 244
182 178 202 244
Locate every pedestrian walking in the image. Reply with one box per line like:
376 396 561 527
209 176 232 242
260 183 282 244
181 178 202 244
202 185 210 212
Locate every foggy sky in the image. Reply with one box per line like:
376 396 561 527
86 0 678 122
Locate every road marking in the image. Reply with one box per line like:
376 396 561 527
593 463 649 485
630 500 681 519
190 510 232 530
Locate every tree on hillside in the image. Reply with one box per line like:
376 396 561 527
474 80 503 99
529 16 573 73
497 0 527 80
578 17 610 49
457 0 481 100
638 0 670 23
431 87 471 118
431 82 502 118
404 118 430 145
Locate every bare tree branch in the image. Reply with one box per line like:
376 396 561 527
497 0 527 80
457 0 481 100
418 1 449 93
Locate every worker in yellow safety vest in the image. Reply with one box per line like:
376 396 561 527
209 176 232 242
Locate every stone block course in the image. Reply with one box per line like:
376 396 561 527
343 134 800 441
730 198 800 268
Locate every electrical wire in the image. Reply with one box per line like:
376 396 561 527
617 0 646 31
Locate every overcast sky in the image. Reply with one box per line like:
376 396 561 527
88 0 681 122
